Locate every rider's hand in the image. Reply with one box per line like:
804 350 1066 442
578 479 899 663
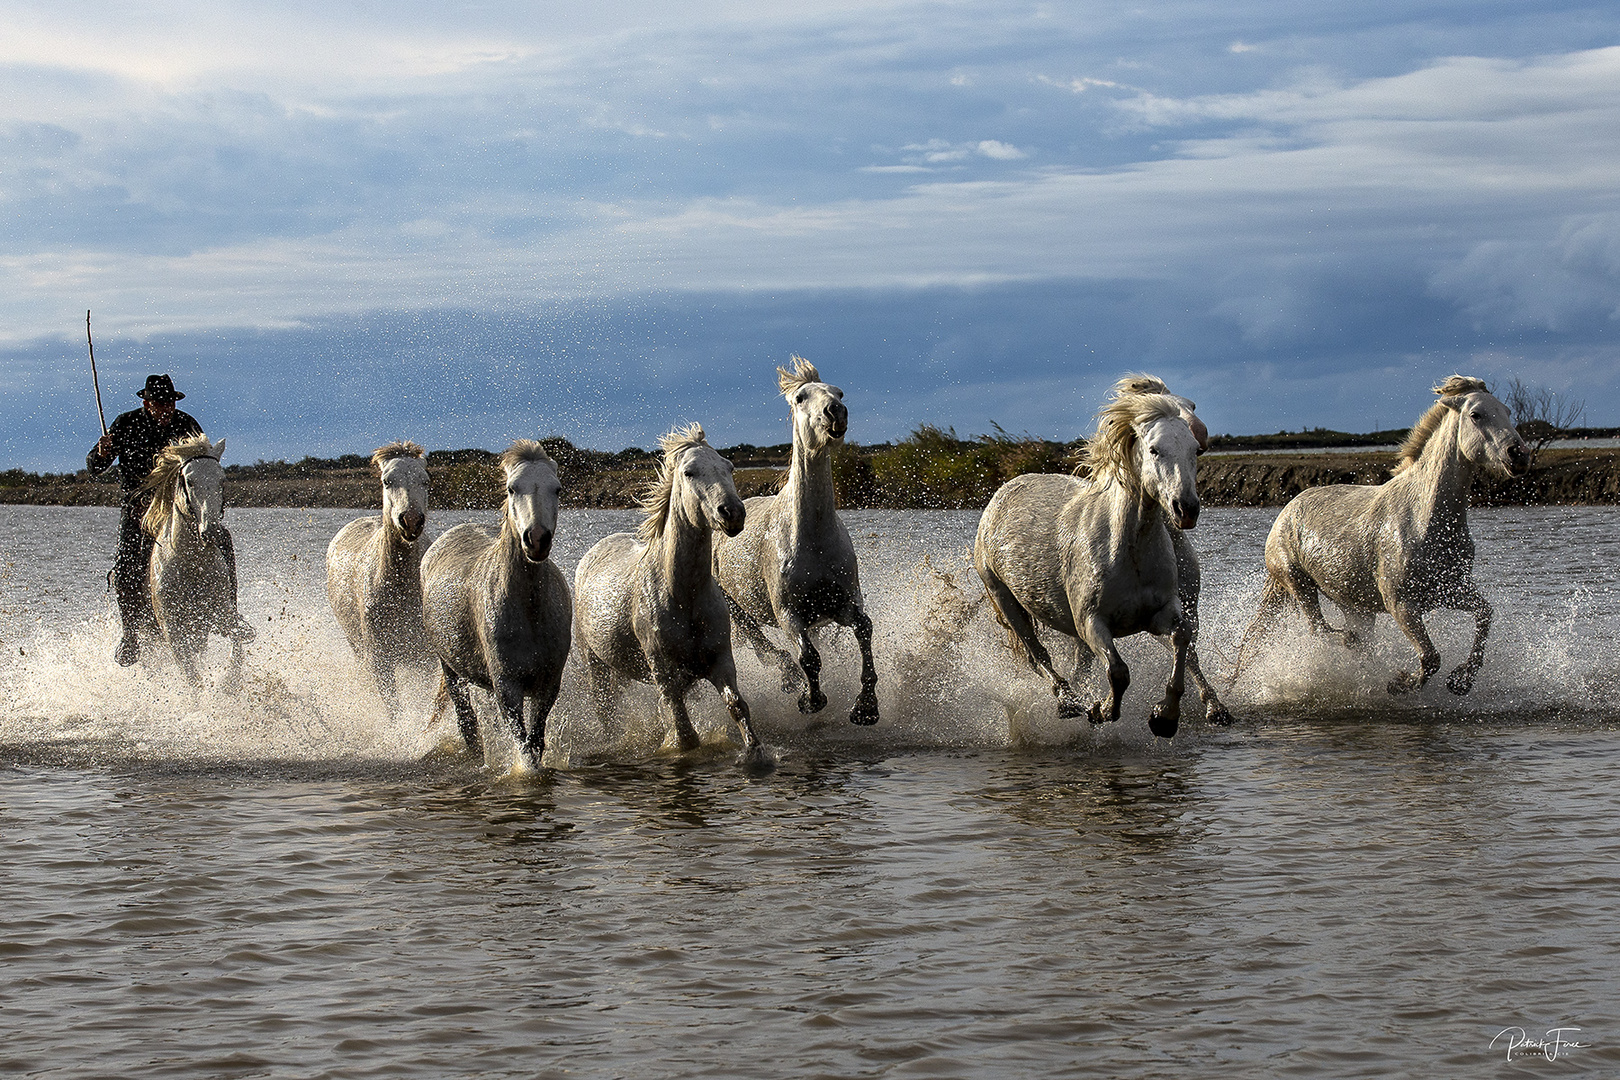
96 433 115 456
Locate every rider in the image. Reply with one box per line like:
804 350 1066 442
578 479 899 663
86 373 255 665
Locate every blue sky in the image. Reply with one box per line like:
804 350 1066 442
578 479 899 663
4 1 1619 469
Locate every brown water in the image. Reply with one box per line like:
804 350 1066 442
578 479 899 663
1 505 1617 1077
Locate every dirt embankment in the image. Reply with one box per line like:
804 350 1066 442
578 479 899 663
1195 447 1620 507
5 448 1618 510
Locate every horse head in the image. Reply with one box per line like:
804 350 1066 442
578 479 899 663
1439 386 1531 478
779 356 848 449
500 441 562 564
1136 411 1202 530
672 441 746 537
379 455 430 542
179 444 227 546
372 441 428 542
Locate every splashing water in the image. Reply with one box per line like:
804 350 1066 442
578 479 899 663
2 505 1617 773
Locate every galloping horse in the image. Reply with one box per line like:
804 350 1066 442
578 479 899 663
326 442 432 720
713 357 880 726
421 441 571 765
974 388 1202 737
1105 375 1233 726
1232 376 1529 695
142 435 245 688
573 424 772 771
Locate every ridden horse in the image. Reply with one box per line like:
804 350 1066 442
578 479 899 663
326 441 431 719
421 441 571 765
1104 375 1233 726
1232 376 1529 695
974 389 1202 737
713 357 880 726
142 435 245 689
573 424 772 771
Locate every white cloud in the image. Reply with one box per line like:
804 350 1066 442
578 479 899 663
976 139 1026 160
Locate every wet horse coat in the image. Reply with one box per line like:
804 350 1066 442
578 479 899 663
713 358 879 726
974 391 1202 737
421 441 571 764
326 442 431 719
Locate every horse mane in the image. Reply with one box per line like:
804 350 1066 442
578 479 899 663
141 434 222 538
638 423 708 544
1111 372 1197 415
1076 392 1182 491
777 356 821 397
1394 375 1492 474
371 441 424 469
499 439 553 473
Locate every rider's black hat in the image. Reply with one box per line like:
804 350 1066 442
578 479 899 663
137 374 184 402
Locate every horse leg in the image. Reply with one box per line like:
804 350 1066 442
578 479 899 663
1148 619 1190 739
1170 549 1232 725
1444 585 1492 696
1230 573 1289 687
522 676 563 764
442 662 483 758
847 607 879 726
725 592 801 694
1386 601 1443 694
222 639 245 695
784 616 828 715
493 676 529 757
979 569 1084 718
1077 618 1128 726
711 663 774 774
371 653 402 721
218 527 256 643
582 650 624 739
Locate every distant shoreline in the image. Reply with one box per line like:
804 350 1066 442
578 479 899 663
5 442 1618 510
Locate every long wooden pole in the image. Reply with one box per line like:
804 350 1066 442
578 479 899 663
87 309 107 435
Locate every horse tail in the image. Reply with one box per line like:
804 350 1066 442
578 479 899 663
1228 573 1289 687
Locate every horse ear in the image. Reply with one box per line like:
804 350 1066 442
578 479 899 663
215 437 227 457
1436 396 1464 413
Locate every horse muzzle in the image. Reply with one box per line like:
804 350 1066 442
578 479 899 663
826 403 849 441
715 497 747 537
1172 499 1200 530
398 508 426 542
1506 442 1531 477
521 526 554 563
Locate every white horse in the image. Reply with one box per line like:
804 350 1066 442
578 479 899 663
713 357 879 726
1106 374 1233 726
1232 376 1530 696
142 435 245 689
974 390 1201 737
421 441 571 765
573 424 771 771
326 441 431 719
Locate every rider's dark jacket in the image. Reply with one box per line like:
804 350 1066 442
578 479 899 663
86 408 204 505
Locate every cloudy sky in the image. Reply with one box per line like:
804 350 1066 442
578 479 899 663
4 0 1618 469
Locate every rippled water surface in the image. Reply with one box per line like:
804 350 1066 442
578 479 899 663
2 505 1618 1077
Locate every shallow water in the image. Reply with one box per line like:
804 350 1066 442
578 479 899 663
1 505 1618 1077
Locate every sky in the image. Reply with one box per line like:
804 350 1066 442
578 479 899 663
3 0 1619 469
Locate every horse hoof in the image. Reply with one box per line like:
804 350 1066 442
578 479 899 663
1206 705 1235 727
1446 669 1476 696
798 688 828 714
849 695 879 726
113 636 140 667
738 745 778 776
1148 708 1179 739
1387 671 1422 695
1086 702 1108 726
1056 696 1085 720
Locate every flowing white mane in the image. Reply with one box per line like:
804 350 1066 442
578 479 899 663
1394 375 1492 474
638 424 709 544
1077 392 1183 491
371 440 425 469
777 356 822 397
499 439 553 472
141 434 222 539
